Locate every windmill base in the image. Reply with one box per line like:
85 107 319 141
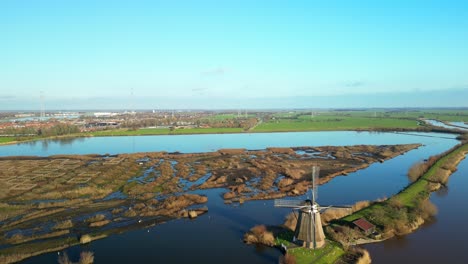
303 240 325 249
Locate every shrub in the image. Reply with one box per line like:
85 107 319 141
251 225 267 236
408 162 426 182
388 198 404 210
80 234 92 244
243 225 275 246
79 251 94 264
441 164 457 173
279 253 297 264
416 199 438 220
341 247 372 264
356 248 372 264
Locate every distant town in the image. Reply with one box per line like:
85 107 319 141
1 109 468 146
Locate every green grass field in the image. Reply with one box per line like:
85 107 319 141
0 137 15 144
275 230 344 264
88 127 244 136
203 113 256 120
255 115 419 132
272 109 468 122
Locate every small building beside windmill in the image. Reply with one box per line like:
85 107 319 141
353 218 376 236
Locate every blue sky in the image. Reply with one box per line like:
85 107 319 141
1 0 468 110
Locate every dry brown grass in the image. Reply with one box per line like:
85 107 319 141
7 230 70 244
89 220 110 227
352 200 371 212
322 209 350 224
85 214 106 223
322 200 369 224
0 253 28 264
123 209 137 217
111 208 124 214
53 219 73 230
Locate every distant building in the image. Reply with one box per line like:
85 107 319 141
93 112 118 118
353 218 376 235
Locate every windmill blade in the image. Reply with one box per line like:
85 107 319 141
312 166 320 204
274 199 304 208
319 205 353 209
330 205 353 209
318 205 353 213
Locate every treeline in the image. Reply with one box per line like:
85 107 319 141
119 117 256 130
38 123 80 136
1 123 80 138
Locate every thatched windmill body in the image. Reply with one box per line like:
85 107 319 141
274 166 350 249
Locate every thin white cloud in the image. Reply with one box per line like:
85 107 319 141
344 81 365 88
201 67 228 76
0 95 16 100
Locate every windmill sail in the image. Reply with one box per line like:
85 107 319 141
312 166 320 204
274 199 304 208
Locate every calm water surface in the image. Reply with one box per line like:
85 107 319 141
425 119 468 131
0 131 457 156
2 132 462 263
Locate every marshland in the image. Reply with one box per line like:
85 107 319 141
0 131 466 263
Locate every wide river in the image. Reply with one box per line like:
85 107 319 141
0 131 466 263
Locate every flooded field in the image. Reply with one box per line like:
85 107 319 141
0 131 462 263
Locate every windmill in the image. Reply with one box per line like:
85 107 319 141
274 166 351 249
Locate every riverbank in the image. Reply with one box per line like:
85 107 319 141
335 141 468 246
244 141 467 264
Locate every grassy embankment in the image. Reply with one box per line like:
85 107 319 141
255 114 419 132
341 142 468 229
87 127 244 137
276 231 344 264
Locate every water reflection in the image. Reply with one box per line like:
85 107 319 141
434 185 449 198
0 131 459 157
